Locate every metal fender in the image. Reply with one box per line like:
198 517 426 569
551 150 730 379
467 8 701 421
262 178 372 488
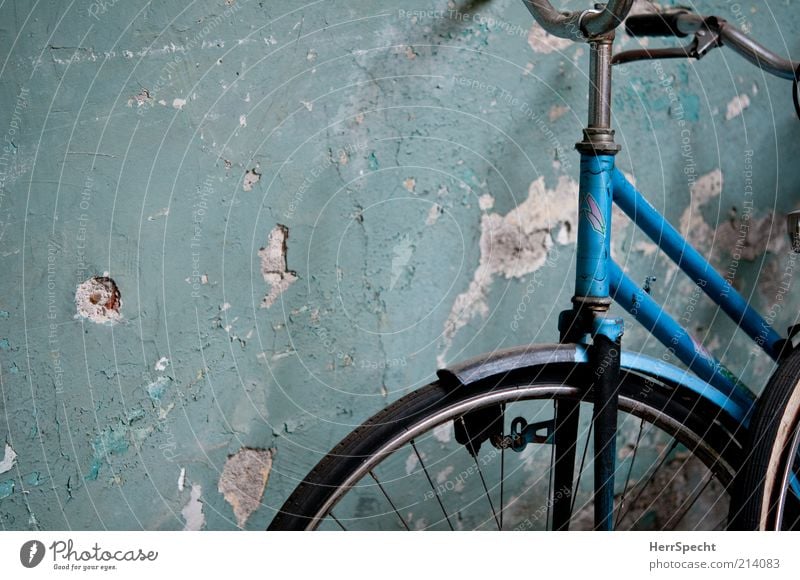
437 343 753 426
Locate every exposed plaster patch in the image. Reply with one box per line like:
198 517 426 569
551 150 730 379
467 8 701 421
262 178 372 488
478 194 495 211
633 240 659 256
425 204 441 226
172 98 187 110
127 88 151 107
178 467 186 492
438 176 578 365
404 452 419 475
242 167 261 191
527 23 573 54
259 225 298 308
75 277 122 324
403 177 416 192
154 357 169 372
182 484 205 531
0 443 17 474
147 207 169 221
239 114 247 127
433 423 451 443
548 104 570 122
300 100 313 111
725 94 750 120
436 465 454 484
218 448 275 527
680 169 723 246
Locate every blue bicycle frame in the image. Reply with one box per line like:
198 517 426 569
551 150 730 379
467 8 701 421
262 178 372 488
574 152 782 414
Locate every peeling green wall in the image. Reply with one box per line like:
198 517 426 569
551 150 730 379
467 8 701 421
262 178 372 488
0 0 799 530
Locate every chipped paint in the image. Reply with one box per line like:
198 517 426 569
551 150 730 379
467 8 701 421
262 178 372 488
0 479 13 499
0 443 17 474
439 175 578 364
2 0 798 532
86 425 130 481
75 277 121 324
548 104 570 122
527 23 573 54
182 484 205 531
218 448 275 527
146 376 170 402
725 94 751 120
242 167 261 191
425 204 441 225
259 225 297 308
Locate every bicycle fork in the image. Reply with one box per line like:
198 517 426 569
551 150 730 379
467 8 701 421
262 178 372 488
553 33 626 531
553 151 624 530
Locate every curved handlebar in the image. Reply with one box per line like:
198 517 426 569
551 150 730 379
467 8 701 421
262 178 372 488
522 0 635 40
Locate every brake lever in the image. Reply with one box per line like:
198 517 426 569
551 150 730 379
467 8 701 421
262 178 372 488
612 20 722 66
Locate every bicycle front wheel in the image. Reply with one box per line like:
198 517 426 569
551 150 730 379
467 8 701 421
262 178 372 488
270 362 743 531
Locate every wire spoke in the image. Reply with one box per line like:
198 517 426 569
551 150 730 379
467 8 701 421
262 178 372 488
617 438 680 529
458 417 500 530
667 471 716 531
411 439 454 530
546 401 556 531
615 417 646 528
570 410 593 516
369 471 410 531
329 512 347 531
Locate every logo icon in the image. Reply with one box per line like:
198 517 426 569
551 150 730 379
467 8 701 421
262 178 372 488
20 540 45 568
582 193 606 237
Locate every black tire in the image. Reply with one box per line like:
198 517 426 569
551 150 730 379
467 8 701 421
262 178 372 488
730 348 800 530
270 363 744 530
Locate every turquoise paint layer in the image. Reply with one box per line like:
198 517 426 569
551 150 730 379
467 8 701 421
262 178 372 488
0 0 797 529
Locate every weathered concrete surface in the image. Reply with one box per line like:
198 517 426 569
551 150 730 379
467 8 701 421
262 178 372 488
0 0 798 529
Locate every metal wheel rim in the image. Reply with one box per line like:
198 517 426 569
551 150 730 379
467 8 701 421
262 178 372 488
303 383 733 530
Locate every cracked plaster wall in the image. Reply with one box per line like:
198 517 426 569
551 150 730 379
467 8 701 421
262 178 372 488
0 0 798 529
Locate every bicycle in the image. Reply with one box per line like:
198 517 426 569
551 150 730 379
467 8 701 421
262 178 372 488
269 1 800 531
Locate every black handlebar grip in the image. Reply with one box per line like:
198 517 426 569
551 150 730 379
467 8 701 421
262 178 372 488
625 10 690 38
